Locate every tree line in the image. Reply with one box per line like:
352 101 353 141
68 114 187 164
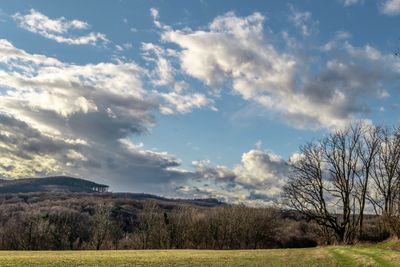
0 193 328 250
283 123 400 244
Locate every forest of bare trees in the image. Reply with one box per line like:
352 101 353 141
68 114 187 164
283 123 400 244
0 192 331 250
0 190 388 250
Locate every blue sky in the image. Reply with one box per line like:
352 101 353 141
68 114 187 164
0 0 399 205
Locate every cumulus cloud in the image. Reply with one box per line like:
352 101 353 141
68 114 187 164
180 149 289 206
13 9 108 45
381 0 400 15
234 149 288 191
158 11 400 129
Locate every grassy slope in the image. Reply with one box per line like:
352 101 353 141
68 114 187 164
0 242 398 266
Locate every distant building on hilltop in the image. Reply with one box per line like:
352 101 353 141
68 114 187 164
92 184 109 193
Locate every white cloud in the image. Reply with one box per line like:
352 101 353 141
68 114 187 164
340 0 363 6
150 7 163 29
0 43 147 120
381 0 400 15
186 148 289 206
13 9 108 46
115 43 133 53
158 11 400 129
140 42 215 114
288 5 315 37
342 0 400 16
142 42 174 86
234 149 287 189
0 39 61 66
162 12 295 95
157 91 216 115
150 8 159 20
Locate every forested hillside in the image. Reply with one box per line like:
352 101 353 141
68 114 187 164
0 191 326 250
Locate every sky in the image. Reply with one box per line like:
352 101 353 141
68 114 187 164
0 0 400 205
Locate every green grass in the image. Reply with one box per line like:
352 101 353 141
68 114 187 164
0 242 399 266
327 241 400 267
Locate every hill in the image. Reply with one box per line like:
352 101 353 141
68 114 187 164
0 176 222 208
0 176 109 194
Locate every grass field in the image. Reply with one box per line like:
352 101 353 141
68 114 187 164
0 241 399 266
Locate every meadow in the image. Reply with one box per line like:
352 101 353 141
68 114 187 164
0 241 399 267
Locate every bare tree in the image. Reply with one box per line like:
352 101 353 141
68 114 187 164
91 204 112 250
137 201 169 249
284 124 364 243
369 127 400 215
365 126 400 237
283 142 344 241
356 124 382 237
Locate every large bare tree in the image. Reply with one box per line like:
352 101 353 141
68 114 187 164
284 124 367 243
368 127 400 215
